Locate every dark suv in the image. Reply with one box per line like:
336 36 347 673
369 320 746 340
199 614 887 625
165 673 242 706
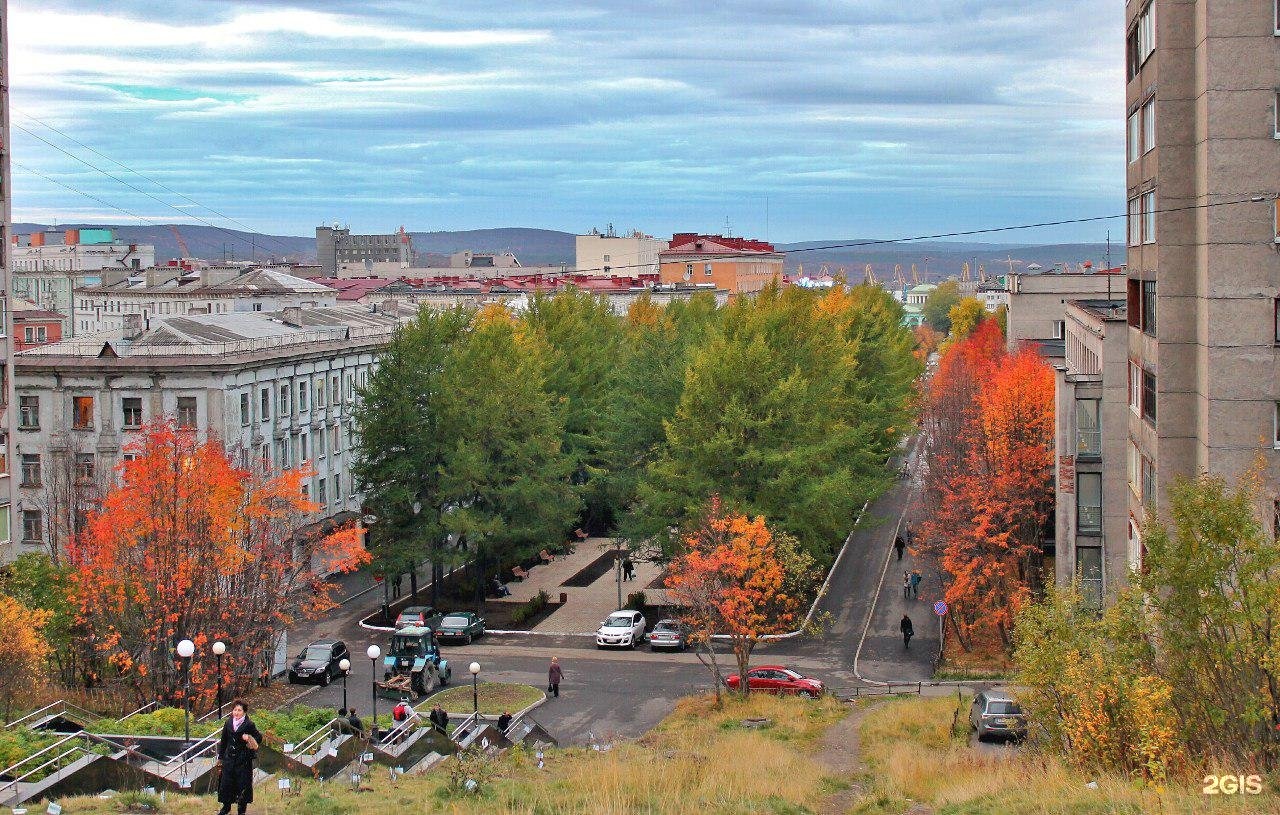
288 639 349 686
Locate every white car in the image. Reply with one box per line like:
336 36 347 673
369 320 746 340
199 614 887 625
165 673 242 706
595 610 646 649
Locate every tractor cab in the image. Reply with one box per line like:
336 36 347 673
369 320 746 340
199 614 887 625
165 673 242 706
382 625 451 694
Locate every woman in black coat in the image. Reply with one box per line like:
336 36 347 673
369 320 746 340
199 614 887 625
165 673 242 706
216 700 263 815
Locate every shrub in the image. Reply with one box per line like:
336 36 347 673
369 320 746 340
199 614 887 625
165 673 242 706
624 591 647 611
510 590 551 627
116 790 163 812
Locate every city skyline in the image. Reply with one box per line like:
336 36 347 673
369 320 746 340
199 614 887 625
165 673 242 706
11 1 1123 244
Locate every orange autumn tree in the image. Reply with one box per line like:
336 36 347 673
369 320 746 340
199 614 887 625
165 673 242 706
665 497 799 702
918 320 1054 651
68 420 366 706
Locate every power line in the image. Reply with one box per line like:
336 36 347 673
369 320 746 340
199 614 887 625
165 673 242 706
13 110 297 255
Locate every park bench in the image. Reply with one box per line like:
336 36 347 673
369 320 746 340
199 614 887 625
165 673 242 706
512 565 530 581
539 549 555 564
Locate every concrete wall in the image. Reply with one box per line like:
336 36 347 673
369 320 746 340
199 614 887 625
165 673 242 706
1006 273 1125 351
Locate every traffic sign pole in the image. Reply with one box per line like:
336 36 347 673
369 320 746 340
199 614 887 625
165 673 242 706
933 601 947 652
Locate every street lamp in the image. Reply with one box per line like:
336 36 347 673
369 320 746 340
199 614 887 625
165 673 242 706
338 657 351 713
615 551 622 609
211 641 227 718
366 645 381 736
469 662 481 715
176 638 195 747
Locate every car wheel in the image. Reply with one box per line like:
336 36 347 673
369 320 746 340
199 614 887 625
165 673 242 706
464 634 472 645
321 671 332 687
287 672 298 684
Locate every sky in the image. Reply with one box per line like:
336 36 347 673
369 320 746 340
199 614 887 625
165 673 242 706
9 1 1125 244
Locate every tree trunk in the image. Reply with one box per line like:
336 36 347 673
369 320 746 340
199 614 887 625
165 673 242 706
733 637 753 698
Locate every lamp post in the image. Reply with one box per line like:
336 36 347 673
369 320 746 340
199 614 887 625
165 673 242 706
176 638 195 747
615 552 622 609
469 662 481 716
338 658 351 712
366 645 381 734
212 641 226 718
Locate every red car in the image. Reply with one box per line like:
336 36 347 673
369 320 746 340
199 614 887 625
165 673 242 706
725 665 825 697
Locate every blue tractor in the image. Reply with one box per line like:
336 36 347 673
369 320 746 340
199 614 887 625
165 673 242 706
382 625 452 696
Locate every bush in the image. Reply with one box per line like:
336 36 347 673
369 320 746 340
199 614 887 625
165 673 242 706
510 590 551 627
624 591 647 611
108 707 214 738
116 790 163 812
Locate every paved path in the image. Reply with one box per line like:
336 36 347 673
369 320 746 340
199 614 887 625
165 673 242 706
530 539 665 634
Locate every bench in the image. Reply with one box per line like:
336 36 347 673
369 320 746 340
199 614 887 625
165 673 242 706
573 528 588 541
512 565 530 581
539 549 554 564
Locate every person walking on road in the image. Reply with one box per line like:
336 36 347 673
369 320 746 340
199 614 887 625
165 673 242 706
622 557 635 582
902 572 911 599
216 700 262 815
909 570 922 599
900 615 914 649
894 535 905 561
548 656 563 698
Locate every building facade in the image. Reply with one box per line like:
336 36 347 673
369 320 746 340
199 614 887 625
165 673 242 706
316 225 411 276
658 234 784 295
1052 299 1130 605
10 306 399 562
0 0 13 552
12 299 63 352
1121 0 1280 565
575 228 666 277
12 230 157 331
1005 268 1125 354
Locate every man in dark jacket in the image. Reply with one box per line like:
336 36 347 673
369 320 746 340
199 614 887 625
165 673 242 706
900 615 914 649
428 703 449 734
216 700 262 815
347 707 365 736
496 711 513 732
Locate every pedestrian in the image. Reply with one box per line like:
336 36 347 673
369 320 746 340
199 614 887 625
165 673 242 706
548 656 563 698
622 557 634 582
893 535 905 561
347 707 365 736
428 703 449 735
900 614 914 649
393 574 403 599
910 570 922 599
903 571 911 599
497 710 513 732
215 700 262 815
392 699 408 724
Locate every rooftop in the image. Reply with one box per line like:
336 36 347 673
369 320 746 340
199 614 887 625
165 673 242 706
1069 298 1128 321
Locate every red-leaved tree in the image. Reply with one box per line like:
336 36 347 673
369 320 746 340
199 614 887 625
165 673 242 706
67 420 367 706
665 497 799 702
918 320 1054 651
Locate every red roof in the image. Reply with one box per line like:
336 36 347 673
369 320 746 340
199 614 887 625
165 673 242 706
312 277 395 301
666 233 776 253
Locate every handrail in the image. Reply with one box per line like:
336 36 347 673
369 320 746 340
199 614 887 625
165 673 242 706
119 701 158 721
196 701 229 724
5 701 63 730
0 731 95 798
289 717 343 756
378 714 419 746
162 732 220 767
0 746 92 799
449 712 478 742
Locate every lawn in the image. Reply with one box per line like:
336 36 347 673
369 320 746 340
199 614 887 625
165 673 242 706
426 682 545 716
53 692 849 814
851 694 1278 815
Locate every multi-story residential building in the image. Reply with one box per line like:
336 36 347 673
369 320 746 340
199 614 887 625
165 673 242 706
12 299 63 352
11 229 155 323
10 306 400 561
1005 267 1125 356
1119 0 1280 566
73 267 338 335
1052 299 1130 605
658 234 784 296
0 0 13 552
575 227 667 277
316 225 412 276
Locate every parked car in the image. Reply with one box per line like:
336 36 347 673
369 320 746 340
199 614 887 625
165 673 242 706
725 666 825 697
395 605 442 631
436 612 486 644
596 610 647 649
288 639 349 686
969 690 1028 742
647 619 689 651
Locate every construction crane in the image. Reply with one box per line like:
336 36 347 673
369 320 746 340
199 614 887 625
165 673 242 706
818 263 831 278
978 264 988 283
911 264 920 285
835 266 848 284
864 264 877 285
961 262 971 282
169 225 190 258
795 263 804 278
893 264 907 288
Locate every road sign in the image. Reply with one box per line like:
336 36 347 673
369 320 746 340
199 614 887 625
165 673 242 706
933 601 948 616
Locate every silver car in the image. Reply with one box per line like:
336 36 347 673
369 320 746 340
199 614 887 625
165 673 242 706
647 619 689 651
969 690 1028 742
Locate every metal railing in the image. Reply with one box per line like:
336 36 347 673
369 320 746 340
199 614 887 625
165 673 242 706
159 732 220 773
0 731 95 801
288 717 344 757
197 701 230 724
119 701 158 721
378 714 420 746
5 699 103 730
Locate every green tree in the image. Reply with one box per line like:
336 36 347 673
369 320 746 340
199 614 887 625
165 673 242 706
0 553 83 687
994 303 1008 336
437 309 580 600
352 306 474 605
946 297 987 342
922 280 961 333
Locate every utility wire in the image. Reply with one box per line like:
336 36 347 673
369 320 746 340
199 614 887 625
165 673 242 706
14 110 297 255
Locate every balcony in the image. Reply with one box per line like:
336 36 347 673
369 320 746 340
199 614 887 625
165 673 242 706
1076 428 1102 459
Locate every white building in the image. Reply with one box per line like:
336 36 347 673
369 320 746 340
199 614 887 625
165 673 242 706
73 267 338 335
8 305 398 562
575 228 666 277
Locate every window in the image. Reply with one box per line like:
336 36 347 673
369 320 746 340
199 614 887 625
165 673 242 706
240 392 251 426
1141 191 1156 244
279 384 291 416
260 387 270 421
704 263 713 276
1128 441 1141 495
1052 320 1065 340
19 395 39 429
298 381 308 412
1141 97 1155 154
1274 200 1280 243
0 506 8 545
334 472 342 501
298 433 309 462
75 453 95 481
22 510 42 543
685 263 694 277
1077 472 1103 533
1076 399 1101 457
1141 455 1156 505
1141 281 1156 335
318 478 327 507
1274 402 1280 447
1127 110 1140 163
315 378 326 408
122 397 143 429
23 326 46 343
176 397 197 428
331 376 340 405
21 453 41 487
72 396 94 429
318 427 327 457
330 425 340 454
1128 361 1143 413
301 483 310 502
1076 546 1103 608
277 438 290 469
1275 91 1280 138
1141 369 1157 424
1128 196 1142 246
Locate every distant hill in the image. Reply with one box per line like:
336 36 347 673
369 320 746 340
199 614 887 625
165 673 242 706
12 223 1121 279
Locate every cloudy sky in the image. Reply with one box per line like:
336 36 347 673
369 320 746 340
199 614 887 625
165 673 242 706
10 1 1124 243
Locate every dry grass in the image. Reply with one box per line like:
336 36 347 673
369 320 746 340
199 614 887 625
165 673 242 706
852 695 1278 815
54 692 847 815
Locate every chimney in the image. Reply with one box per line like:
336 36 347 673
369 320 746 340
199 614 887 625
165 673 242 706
30 232 45 247
122 313 144 340
281 306 304 327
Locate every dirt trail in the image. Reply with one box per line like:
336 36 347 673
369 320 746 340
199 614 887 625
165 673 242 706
815 702 935 815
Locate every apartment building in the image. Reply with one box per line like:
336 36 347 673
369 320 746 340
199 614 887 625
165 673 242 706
9 306 399 562
0 0 12 551
575 228 667 277
658 234 784 296
1052 299 1130 604
316 225 412 276
1120 0 1280 564
12 299 63 352
1005 268 1126 355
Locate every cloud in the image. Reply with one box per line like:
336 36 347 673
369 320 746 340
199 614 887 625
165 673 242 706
10 0 1126 243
